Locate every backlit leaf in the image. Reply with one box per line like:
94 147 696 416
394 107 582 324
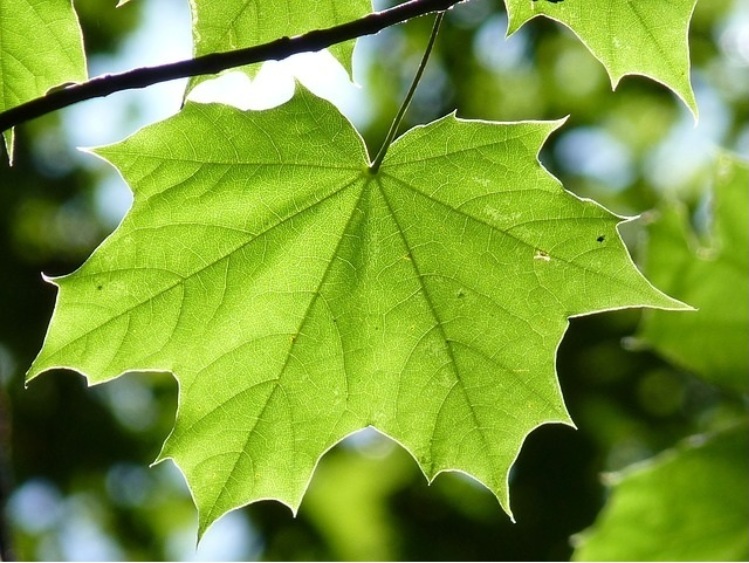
505 0 698 115
187 0 370 91
0 0 87 162
28 91 684 535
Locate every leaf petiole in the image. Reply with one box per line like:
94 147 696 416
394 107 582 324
369 11 445 173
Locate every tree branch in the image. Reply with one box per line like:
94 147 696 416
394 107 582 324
0 0 462 134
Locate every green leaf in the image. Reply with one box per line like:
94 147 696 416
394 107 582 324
573 421 749 561
637 154 748 393
187 0 371 92
0 0 87 162
28 91 684 535
505 0 698 116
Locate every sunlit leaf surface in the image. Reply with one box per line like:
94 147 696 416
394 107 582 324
187 0 370 91
28 91 683 534
0 0 87 160
506 0 698 114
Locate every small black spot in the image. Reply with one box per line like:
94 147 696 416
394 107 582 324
596 235 606 243
532 0 564 3
96 285 103 291
457 289 466 299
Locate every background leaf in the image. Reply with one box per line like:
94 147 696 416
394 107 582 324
505 0 698 115
187 0 371 92
27 90 684 534
637 153 748 393
572 421 749 561
0 0 87 162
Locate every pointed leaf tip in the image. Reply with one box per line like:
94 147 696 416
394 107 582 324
505 0 698 116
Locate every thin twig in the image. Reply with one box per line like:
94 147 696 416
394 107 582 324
370 11 445 172
0 0 462 134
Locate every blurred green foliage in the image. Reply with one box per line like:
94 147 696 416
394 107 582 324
637 154 748 393
0 0 746 560
573 422 749 561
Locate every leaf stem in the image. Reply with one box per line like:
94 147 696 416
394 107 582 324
370 11 445 174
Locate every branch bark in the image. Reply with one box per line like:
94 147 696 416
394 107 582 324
0 0 462 134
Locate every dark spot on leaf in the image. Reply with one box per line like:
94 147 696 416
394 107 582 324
597 235 606 243
96 285 103 290
457 289 466 299
532 0 564 3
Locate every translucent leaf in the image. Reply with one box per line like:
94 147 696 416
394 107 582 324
28 91 684 535
0 0 87 162
187 0 371 92
573 422 749 561
637 154 748 393
505 0 698 115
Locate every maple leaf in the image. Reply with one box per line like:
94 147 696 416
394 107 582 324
187 0 371 92
505 0 698 115
637 153 748 393
0 0 87 162
28 90 684 534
